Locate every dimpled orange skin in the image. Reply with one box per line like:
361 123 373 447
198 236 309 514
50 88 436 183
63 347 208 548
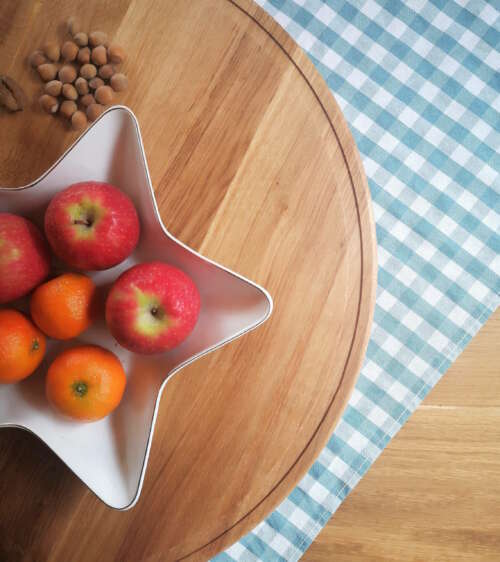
0 310 46 383
30 273 96 339
46 345 126 422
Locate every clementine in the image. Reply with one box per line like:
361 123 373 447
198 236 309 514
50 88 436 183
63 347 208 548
46 345 126 421
30 272 96 339
0 309 46 383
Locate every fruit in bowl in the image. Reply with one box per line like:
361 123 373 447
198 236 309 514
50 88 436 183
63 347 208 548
0 213 51 304
105 261 200 354
31 273 97 339
0 179 202 424
0 309 46 383
44 181 140 270
46 345 126 421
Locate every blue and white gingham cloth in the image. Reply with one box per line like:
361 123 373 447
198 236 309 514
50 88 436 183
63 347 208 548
215 1 500 560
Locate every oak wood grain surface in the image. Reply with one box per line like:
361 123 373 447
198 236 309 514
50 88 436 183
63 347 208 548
304 308 500 562
0 1 376 560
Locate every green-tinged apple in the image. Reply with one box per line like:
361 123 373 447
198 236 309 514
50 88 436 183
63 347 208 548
105 262 201 354
44 181 140 270
0 213 51 304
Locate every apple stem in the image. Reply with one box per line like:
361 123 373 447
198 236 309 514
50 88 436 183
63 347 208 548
73 219 92 227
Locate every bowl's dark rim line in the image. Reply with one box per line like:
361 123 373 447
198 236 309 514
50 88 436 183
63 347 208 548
0 105 273 510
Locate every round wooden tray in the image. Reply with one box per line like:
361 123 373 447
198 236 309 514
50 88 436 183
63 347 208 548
0 0 376 560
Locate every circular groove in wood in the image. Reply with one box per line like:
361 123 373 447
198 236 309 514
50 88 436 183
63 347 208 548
178 1 376 558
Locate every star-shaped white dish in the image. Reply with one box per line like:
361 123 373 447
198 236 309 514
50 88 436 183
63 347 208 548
0 106 273 510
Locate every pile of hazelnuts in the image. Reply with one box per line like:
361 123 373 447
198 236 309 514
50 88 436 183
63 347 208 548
29 16 128 131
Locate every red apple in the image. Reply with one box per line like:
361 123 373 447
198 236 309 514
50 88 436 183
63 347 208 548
105 262 200 354
0 213 51 304
44 181 140 270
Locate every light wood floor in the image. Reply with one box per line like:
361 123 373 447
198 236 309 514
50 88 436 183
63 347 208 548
303 307 500 562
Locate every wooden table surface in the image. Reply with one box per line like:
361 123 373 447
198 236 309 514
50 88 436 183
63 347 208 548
0 1 376 560
304 307 500 562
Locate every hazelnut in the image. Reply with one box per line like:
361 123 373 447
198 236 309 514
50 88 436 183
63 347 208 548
75 77 89 95
88 77 104 90
67 16 81 36
43 41 60 62
44 80 62 97
77 47 91 65
39 94 59 114
98 64 114 80
86 103 104 122
73 32 88 47
29 50 47 68
62 83 78 100
89 31 108 47
80 93 95 107
91 45 107 66
110 73 128 92
95 85 113 105
71 110 87 131
58 65 77 84
80 63 97 79
61 41 78 62
37 63 58 81
107 44 125 64
60 100 77 119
